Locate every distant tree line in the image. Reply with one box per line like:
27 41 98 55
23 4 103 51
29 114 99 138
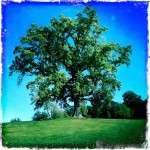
31 90 147 121
10 90 147 122
66 90 147 119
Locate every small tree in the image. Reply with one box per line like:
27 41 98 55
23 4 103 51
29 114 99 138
9 6 131 117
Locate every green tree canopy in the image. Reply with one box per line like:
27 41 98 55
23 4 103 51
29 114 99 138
123 91 147 118
9 6 131 116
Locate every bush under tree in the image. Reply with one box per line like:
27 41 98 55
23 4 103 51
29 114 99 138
32 111 49 121
10 118 21 123
110 102 133 119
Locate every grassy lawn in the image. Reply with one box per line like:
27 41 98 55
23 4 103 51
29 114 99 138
2 118 146 148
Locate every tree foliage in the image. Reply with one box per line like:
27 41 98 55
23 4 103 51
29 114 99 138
110 102 133 119
9 6 131 116
88 91 112 118
123 91 147 119
87 101 133 119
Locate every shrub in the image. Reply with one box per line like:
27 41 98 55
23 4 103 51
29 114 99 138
65 103 88 117
87 101 133 119
87 99 112 118
32 111 48 121
65 105 74 117
52 110 68 119
10 118 21 123
110 102 133 119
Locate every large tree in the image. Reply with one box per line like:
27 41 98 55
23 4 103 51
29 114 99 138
9 6 131 117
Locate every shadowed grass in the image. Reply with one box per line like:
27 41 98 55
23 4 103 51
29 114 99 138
2 118 146 148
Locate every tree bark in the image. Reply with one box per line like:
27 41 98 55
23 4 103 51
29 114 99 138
70 69 82 117
73 99 80 117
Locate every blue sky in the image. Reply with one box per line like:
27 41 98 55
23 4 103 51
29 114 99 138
2 2 148 122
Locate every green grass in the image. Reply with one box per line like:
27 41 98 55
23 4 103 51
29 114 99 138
2 118 146 148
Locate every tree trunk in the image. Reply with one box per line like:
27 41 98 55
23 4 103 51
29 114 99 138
71 71 83 118
73 100 82 118
45 103 51 118
73 105 80 117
